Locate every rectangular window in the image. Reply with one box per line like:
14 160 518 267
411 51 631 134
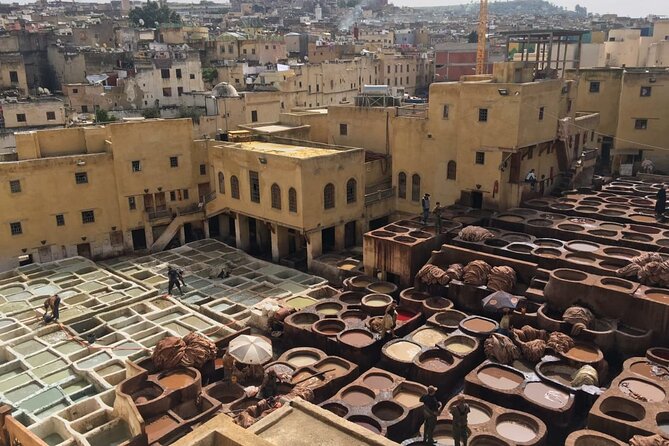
128 196 136 210
81 210 95 224
9 180 21 193
199 164 206 175
478 108 488 122
162 87 172 97
190 74 195 80
251 110 258 122
9 71 18 83
249 170 260 203
56 214 65 226
161 69 170 79
170 156 178 168
589 81 600 93
539 107 545 121
10 221 22 235
340 123 348 136
640 86 652 97
567 99 572 113
75 172 88 184
81 105 88 113
176 68 182 79
527 146 534 159
251 48 256 55
46 111 56 121
442 105 449 119
635 119 648 130
16 113 26 122
177 87 183 96
475 151 485 165
72 88 78 94
132 160 141 172
170 191 176 201
183 189 189 200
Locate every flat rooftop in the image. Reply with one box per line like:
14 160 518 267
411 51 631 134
237 141 344 159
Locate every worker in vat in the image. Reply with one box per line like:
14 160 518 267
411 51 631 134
380 301 398 339
525 169 537 191
432 202 443 234
167 265 186 296
421 193 431 225
420 386 441 445
656 184 666 221
43 294 61 323
259 368 283 402
221 351 236 381
450 394 470 446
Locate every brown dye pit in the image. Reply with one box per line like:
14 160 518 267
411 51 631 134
565 253 597 264
322 403 348 417
371 231 394 238
315 359 349 378
339 330 374 348
497 214 525 223
619 379 666 402
291 371 325 389
496 420 536 442
443 336 476 355
313 319 345 336
630 214 657 223
372 401 404 421
523 382 569 409
534 248 561 257
145 414 179 440
315 303 343 315
363 295 392 307
348 416 381 434
286 352 321 368
600 223 625 230
630 224 661 234
567 241 599 252
395 236 417 243
341 311 367 323
341 387 375 406
564 344 600 363
363 373 394 390
477 366 524 390
462 318 496 333
435 311 466 327
600 277 634 291
368 282 396 294
589 229 617 237
507 243 533 253
645 289 669 303
622 232 653 242
600 397 645 421
386 225 409 233
420 357 451 372
558 223 585 231
535 239 564 247
158 371 194 389
395 390 422 408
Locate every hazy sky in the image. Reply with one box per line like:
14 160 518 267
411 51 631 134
392 0 668 17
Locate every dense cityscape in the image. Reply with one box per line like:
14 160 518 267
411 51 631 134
0 0 668 445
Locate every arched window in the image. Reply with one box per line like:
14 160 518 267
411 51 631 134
346 178 357 204
288 187 297 213
411 174 421 202
230 175 240 199
447 161 457 180
324 183 335 209
271 183 281 209
218 172 225 193
398 172 407 199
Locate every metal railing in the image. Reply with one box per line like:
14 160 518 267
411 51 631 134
147 209 172 221
177 202 204 215
396 104 428 118
204 191 217 203
365 186 396 205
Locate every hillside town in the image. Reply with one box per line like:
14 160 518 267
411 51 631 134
0 0 668 445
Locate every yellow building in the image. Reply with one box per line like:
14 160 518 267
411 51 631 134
204 138 366 266
1 97 66 129
0 119 206 270
567 67 669 172
0 53 28 95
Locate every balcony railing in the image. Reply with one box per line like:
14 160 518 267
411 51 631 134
204 191 217 203
177 202 204 215
397 104 428 119
147 209 172 221
365 187 396 205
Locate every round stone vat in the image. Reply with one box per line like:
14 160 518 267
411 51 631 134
621 232 653 242
131 383 164 405
502 232 533 243
470 434 511 446
340 310 367 324
408 230 431 239
361 293 393 315
314 302 343 316
440 335 477 356
560 342 603 365
393 382 426 409
495 413 540 443
565 252 598 265
459 316 498 336
416 348 454 373
647 347 669 366
507 243 534 254
321 402 348 417
338 329 375 348
386 224 409 233
535 238 564 248
619 378 665 402
484 238 509 247
496 214 525 223
629 224 661 234
599 396 645 422
644 289 669 304
157 368 198 391
656 412 669 436
347 275 378 291
383 339 422 363
598 277 635 292
565 241 599 253
533 247 561 258
283 349 323 368
285 312 319 328
602 247 640 259
537 361 579 389
363 371 395 390
588 229 617 237
337 291 365 305
411 326 449 347
372 400 405 421
341 385 375 407
346 415 383 434
370 230 394 238
432 310 467 330
526 219 554 227
205 381 245 404
477 365 524 391
566 430 626 446
312 319 346 337
366 281 398 296
394 235 417 244
523 382 570 409
558 223 585 232
422 297 453 317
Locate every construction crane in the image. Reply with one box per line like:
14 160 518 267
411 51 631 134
475 0 488 75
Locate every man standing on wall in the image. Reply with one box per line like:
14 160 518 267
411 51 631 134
421 193 431 225
420 386 441 444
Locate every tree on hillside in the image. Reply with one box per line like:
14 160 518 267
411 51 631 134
129 1 181 27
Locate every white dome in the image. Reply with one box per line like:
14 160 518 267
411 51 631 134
212 82 240 98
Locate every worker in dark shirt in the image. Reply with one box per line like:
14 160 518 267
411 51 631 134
449 394 471 446
167 265 186 296
43 294 61 323
420 385 441 445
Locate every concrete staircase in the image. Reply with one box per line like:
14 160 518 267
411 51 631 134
150 215 187 253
